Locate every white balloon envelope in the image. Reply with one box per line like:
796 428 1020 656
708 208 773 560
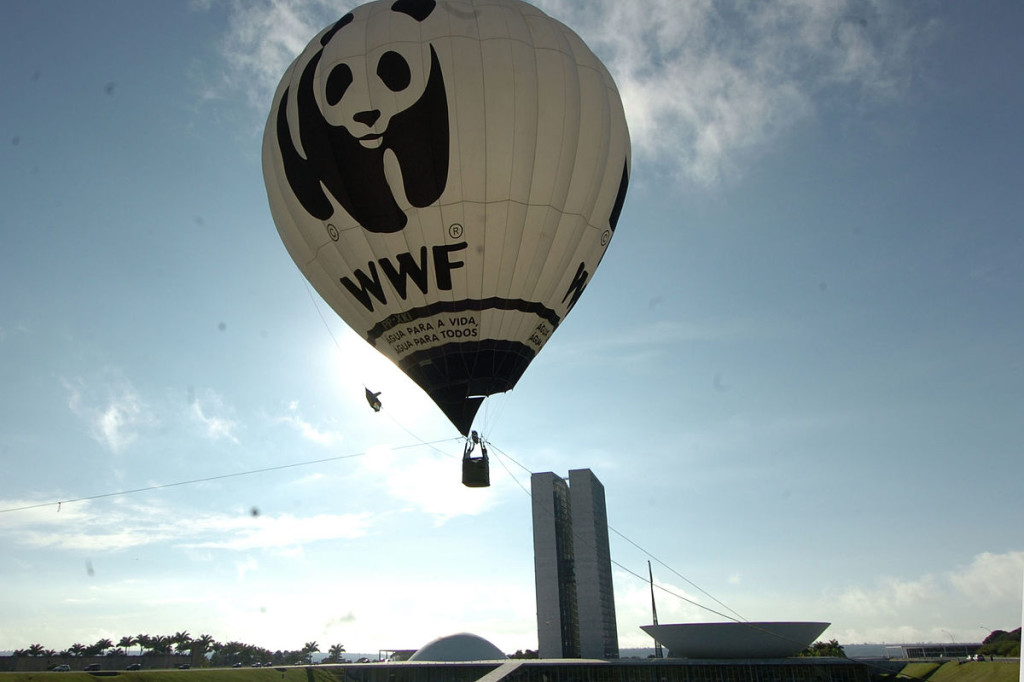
263 0 630 435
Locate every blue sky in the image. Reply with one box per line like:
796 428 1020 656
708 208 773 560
2 0 1022 656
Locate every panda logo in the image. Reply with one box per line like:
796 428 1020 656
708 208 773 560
274 0 448 234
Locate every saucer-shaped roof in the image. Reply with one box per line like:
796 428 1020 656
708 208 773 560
408 633 507 662
641 622 830 659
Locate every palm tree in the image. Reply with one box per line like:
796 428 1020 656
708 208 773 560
150 635 173 654
118 636 137 657
91 638 114 657
302 641 320 664
211 641 244 667
192 634 216 666
68 643 87 657
327 644 346 663
136 634 149 657
27 644 46 657
173 631 192 657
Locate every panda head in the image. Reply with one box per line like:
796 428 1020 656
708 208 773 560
315 7 435 149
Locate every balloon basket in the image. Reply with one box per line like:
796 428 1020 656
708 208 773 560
462 455 490 488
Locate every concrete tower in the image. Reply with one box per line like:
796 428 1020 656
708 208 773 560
531 469 618 659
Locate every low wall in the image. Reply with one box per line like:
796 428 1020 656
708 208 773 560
0 654 190 672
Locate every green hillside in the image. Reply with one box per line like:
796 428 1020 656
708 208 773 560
900 661 1020 682
896 662 943 679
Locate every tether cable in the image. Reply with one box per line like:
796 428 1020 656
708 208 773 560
0 439 457 515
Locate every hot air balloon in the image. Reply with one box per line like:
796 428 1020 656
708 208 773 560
263 0 630 437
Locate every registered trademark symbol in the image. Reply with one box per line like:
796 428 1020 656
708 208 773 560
601 230 611 246
326 224 340 241
449 223 464 239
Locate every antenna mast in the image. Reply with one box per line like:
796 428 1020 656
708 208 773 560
648 560 663 658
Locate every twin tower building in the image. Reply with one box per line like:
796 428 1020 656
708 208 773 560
531 469 619 659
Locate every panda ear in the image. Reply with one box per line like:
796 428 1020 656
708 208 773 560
391 0 435 22
321 13 354 46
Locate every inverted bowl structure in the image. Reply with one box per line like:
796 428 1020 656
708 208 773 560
641 621 830 659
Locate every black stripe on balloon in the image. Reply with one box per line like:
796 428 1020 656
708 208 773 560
366 298 561 345
609 159 629 232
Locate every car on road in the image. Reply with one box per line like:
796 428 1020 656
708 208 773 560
53 665 71 672
126 663 142 671
84 664 101 671
177 664 191 669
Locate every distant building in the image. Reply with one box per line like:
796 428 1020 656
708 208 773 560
884 643 983 659
531 469 618 659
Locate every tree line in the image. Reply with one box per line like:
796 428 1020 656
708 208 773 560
798 640 846 658
11 633 348 667
979 628 1021 657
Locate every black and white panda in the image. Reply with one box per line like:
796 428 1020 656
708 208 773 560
274 0 448 234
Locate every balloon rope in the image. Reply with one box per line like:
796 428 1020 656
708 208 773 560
382 407 462 460
0 439 458 515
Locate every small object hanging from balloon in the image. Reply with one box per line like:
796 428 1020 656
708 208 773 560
365 388 383 412
263 0 630 439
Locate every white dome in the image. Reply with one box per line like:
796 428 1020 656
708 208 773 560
409 633 507 662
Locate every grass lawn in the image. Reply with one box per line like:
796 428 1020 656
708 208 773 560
4 661 1018 682
927 661 1020 682
897 663 944 679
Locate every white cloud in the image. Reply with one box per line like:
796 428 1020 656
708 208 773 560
275 402 344 446
186 512 373 551
216 0 347 112
190 389 241 444
190 571 537 653
820 551 1023 643
543 0 935 185
236 556 260 580
949 551 1024 605
63 375 243 453
829 575 939 618
210 0 935 187
358 444 497 522
64 375 158 454
0 498 373 554
828 554 1024 621
0 499 175 552
612 551 1023 647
